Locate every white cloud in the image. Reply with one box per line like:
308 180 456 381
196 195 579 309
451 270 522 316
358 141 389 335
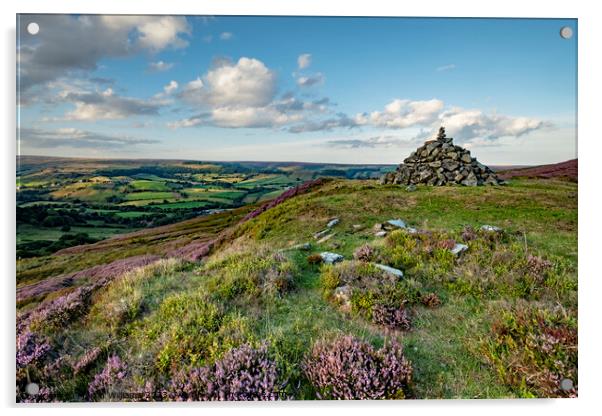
61 88 163 121
297 53 312 69
355 99 444 129
436 64 456 72
296 73 325 88
219 32 234 40
18 15 190 90
180 57 277 108
439 107 546 141
163 80 179 95
148 60 174 72
19 127 159 149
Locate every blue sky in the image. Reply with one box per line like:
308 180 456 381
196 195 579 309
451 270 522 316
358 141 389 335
17 15 577 164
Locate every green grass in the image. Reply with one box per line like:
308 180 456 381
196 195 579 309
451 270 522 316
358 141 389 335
123 191 176 201
130 180 170 192
16 177 577 401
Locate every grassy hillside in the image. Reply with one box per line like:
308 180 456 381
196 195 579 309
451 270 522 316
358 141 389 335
16 177 577 401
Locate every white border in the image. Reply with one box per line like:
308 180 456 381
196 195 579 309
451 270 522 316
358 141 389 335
2 1 600 415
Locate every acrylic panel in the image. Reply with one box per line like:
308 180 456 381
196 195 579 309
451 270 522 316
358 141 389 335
16 14 577 402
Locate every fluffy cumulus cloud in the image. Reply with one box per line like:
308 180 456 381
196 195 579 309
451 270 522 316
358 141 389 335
297 53 312 69
18 15 190 90
351 99 545 142
60 88 163 121
355 99 444 129
179 57 277 108
19 127 159 149
438 107 545 141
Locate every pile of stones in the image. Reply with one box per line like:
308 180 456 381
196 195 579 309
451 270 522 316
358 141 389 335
381 127 503 186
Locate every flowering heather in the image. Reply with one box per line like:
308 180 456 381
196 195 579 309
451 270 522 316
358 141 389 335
303 336 412 399
353 244 375 263
16 330 51 369
18 386 55 403
73 347 103 374
421 292 441 308
242 179 324 222
372 304 412 330
526 254 553 280
166 343 279 401
486 304 577 397
17 254 160 304
461 226 478 242
88 354 128 400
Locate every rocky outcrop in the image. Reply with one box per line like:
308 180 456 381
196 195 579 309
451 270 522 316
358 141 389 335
381 127 503 186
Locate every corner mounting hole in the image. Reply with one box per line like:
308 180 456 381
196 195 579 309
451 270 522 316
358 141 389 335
560 26 573 39
27 22 40 35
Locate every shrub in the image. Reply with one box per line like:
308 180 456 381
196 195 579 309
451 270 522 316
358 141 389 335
526 254 553 281
353 244 375 262
484 303 577 397
420 292 441 308
306 254 323 265
303 336 412 399
16 330 51 369
88 354 128 400
165 343 280 401
372 304 411 330
461 226 477 242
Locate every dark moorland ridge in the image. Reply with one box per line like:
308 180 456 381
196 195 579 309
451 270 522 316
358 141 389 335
497 159 577 181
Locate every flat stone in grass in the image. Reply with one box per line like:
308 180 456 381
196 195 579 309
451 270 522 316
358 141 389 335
320 252 344 264
451 243 469 256
481 224 502 232
374 264 404 278
387 219 407 229
375 231 387 237
327 218 340 228
317 233 336 244
314 229 329 239
292 243 311 251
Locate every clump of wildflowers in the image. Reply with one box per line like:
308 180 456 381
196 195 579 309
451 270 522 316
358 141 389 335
303 335 412 399
88 354 128 400
372 304 412 330
166 343 279 401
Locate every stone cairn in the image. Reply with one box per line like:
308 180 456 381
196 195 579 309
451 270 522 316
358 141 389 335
381 127 502 186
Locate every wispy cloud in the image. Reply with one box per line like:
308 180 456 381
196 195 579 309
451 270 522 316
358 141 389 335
148 60 174 72
19 127 159 149
220 32 234 40
436 64 456 72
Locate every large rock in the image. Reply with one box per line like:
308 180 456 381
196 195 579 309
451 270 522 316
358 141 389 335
320 252 344 264
381 126 502 187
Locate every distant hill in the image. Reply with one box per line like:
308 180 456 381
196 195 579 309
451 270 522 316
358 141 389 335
496 159 577 181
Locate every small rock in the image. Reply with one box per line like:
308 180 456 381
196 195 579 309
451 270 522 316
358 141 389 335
374 264 404 278
352 224 363 230
334 285 352 309
373 223 385 231
387 219 407 229
405 184 417 192
405 227 418 234
375 231 388 237
327 218 340 228
291 243 311 251
481 224 502 232
317 233 336 244
451 243 469 256
320 252 344 264
314 229 329 239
